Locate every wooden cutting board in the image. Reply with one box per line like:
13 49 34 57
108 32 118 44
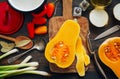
49 0 89 73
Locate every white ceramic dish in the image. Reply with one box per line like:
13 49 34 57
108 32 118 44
113 3 120 21
8 0 46 12
89 9 109 27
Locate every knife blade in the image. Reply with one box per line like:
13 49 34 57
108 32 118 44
94 25 120 40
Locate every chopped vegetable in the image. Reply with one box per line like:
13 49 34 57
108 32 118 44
31 6 47 17
46 3 55 18
76 37 85 76
35 26 47 34
26 0 59 39
33 17 47 25
27 22 35 38
31 0 59 18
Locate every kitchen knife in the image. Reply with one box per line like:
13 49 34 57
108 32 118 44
87 32 108 79
94 25 120 40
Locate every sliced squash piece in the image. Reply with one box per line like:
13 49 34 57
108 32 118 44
45 20 80 68
76 37 85 76
76 37 90 76
82 46 90 66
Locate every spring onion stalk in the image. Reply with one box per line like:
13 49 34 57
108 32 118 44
0 62 51 79
0 49 18 60
0 67 37 74
0 74 7 79
0 67 37 79
23 70 51 76
0 62 39 71
4 70 51 77
21 55 32 64
0 50 51 79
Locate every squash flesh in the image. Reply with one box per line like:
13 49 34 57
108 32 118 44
76 37 90 76
82 46 90 66
45 20 80 68
76 37 85 76
98 37 120 78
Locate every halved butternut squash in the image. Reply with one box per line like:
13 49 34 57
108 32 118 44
98 37 120 78
45 20 80 68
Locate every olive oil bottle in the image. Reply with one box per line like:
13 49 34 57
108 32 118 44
91 0 112 9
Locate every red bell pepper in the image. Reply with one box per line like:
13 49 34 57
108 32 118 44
31 5 47 18
32 17 47 25
46 3 55 18
27 22 35 38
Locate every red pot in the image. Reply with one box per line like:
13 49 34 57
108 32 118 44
0 2 23 34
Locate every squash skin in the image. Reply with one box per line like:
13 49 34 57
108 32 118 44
45 20 80 68
76 37 90 76
98 37 120 78
76 37 85 76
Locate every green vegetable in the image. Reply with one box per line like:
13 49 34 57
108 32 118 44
0 49 51 79
0 62 38 71
0 49 18 60
20 55 32 64
0 67 37 79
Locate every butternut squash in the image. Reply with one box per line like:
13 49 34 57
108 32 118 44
98 37 120 78
45 20 80 68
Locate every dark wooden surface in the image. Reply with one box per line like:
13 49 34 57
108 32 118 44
0 0 120 79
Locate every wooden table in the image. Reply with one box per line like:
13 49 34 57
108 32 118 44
0 0 120 79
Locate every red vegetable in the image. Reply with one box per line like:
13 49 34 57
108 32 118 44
33 17 47 25
46 2 55 18
31 5 47 17
27 22 34 38
0 2 23 34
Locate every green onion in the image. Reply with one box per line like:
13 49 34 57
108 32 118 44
0 50 51 79
20 55 32 64
0 67 37 78
23 70 51 76
0 62 39 71
0 49 18 60
0 67 37 74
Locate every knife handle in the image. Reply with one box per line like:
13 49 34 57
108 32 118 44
93 52 108 79
87 32 94 54
87 32 108 79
